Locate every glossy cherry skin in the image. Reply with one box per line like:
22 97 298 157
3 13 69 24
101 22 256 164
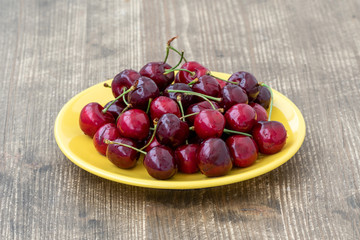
143 146 177 180
104 100 126 119
117 109 150 141
106 137 139 169
111 69 140 101
156 113 189 148
139 62 174 91
174 144 199 174
128 76 160 111
254 85 271 109
225 103 257 133
175 61 208 84
228 71 259 101
192 75 221 99
144 135 161 152
79 102 115 137
249 103 268 122
150 96 181 120
221 84 248 110
197 138 233 177
252 121 287 154
185 101 220 125
194 109 225 139
163 83 194 108
93 123 120 155
226 135 258 168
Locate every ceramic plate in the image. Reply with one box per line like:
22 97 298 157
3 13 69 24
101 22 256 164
54 72 306 189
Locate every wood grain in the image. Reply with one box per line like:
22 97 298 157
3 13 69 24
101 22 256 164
1 0 360 239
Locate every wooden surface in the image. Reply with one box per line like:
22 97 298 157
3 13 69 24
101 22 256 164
1 0 359 239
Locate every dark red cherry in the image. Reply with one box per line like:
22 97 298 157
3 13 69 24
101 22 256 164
225 103 257 133
163 83 194 108
106 138 139 169
150 96 181 120
226 135 258 168
143 146 177 180
194 109 225 139
249 103 268 122
117 109 150 141
228 71 259 101
79 102 115 137
104 100 126 119
185 101 220 125
139 62 174 91
144 135 161 152
215 77 227 89
156 113 189 148
221 84 248 110
254 85 271 109
93 123 120 155
174 144 199 174
197 138 233 177
175 61 208 84
252 121 287 154
192 75 221 100
128 76 160 111
111 69 140 101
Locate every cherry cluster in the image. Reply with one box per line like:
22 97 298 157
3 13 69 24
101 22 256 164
79 38 287 180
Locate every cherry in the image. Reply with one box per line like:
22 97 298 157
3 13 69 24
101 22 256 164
117 109 150 141
163 83 194 108
93 123 120 155
111 69 140 101
221 84 248 110
143 135 161 152
225 103 257 133
104 100 126 119
128 76 160 111
150 96 181 120
139 62 174 91
156 113 189 148
185 101 220 125
143 146 177 180
174 144 199 174
194 109 225 139
197 138 233 177
106 138 139 169
228 71 259 101
254 85 271 109
249 103 268 122
191 75 221 100
79 102 115 137
252 121 287 154
226 135 258 167
175 61 208 84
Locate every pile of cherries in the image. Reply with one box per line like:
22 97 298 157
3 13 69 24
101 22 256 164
79 38 287 180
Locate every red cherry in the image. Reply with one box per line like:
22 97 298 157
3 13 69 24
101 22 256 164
106 138 139 169
163 83 194 108
221 84 248 110
228 71 259 101
194 109 225 139
128 76 160 111
226 135 258 167
175 61 208 84
111 69 140 100
254 85 271 109
93 123 120 155
104 100 126 119
174 144 199 174
79 102 115 137
191 75 221 99
225 103 257 133
117 109 150 141
150 96 181 121
156 113 189 148
139 62 174 91
143 146 177 180
249 103 268 122
252 121 287 154
197 138 233 177
185 101 220 125
144 136 161 152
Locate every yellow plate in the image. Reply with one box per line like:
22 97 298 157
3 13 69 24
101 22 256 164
54 72 306 189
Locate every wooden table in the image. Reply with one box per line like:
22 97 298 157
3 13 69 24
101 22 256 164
1 0 359 239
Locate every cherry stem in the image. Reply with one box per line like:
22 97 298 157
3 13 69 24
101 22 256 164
146 98 152 114
167 89 222 108
140 121 158 150
168 45 188 63
207 72 239 85
180 112 199 119
104 83 112 88
187 78 198 85
102 86 135 113
259 83 273 121
149 127 155 131
163 37 177 63
104 139 147 155
223 129 253 137
122 87 129 106
171 51 185 70
164 68 195 76
177 95 185 121
121 104 131 114
189 126 195 131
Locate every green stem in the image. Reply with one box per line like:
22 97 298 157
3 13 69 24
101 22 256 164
164 68 194 75
164 46 170 64
121 104 131 114
259 83 273 121
122 88 129 106
187 78 199 85
104 83 112 88
177 95 185 121
180 112 199 120
168 46 187 62
223 129 253 137
207 72 239 85
104 139 147 155
102 86 135 113
150 127 155 131
171 51 185 70
146 98 153 114
140 122 158 150
167 90 221 102
189 126 195 131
